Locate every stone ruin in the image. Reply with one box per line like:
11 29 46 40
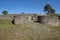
37 15 60 26
13 14 32 24
12 14 60 26
0 14 60 26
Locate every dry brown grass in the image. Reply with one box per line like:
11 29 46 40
0 19 60 40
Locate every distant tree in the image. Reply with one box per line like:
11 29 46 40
2 10 8 15
44 4 55 14
21 12 24 14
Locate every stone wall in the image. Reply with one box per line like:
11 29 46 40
37 15 60 26
14 15 32 24
0 14 60 26
0 14 17 20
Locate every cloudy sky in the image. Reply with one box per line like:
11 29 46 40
0 0 60 14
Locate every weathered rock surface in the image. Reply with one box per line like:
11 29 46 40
0 14 60 26
37 15 60 26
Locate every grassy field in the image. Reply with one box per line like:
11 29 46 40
0 19 60 40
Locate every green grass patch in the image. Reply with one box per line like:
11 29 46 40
0 19 14 29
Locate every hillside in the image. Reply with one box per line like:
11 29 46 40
0 19 60 40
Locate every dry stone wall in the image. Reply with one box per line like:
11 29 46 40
0 14 17 20
37 15 60 26
14 15 32 24
0 14 60 26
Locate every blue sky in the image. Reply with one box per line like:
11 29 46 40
0 0 60 14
